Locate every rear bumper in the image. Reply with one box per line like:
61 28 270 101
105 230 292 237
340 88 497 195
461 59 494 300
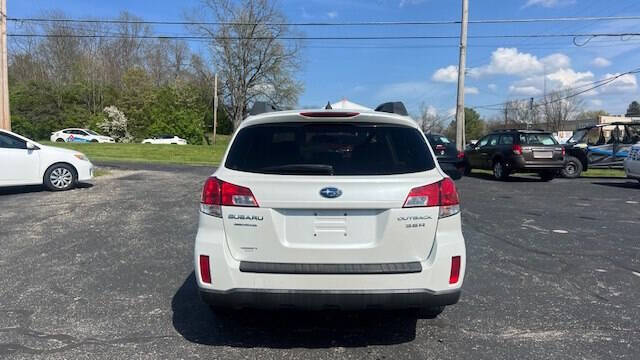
199 288 461 310
511 158 565 171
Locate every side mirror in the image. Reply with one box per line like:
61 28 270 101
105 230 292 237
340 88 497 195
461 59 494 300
26 142 39 150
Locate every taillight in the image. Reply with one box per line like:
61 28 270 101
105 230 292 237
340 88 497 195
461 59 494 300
512 144 523 155
403 178 460 218
457 151 465 159
449 256 461 284
200 177 259 217
199 255 211 284
561 147 565 157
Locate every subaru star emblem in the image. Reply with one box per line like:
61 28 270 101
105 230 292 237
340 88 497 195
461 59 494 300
319 187 342 199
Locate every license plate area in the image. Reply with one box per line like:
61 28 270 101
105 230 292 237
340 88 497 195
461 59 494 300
533 151 553 159
280 209 379 248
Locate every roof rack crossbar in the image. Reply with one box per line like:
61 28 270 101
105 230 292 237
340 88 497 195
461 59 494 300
249 101 279 116
374 102 408 116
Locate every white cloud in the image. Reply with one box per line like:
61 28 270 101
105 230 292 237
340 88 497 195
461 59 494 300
546 68 594 88
432 65 459 83
469 49 573 78
447 108 457 117
465 87 479 95
600 73 638 94
425 105 438 117
590 99 603 107
327 11 338 19
591 57 612 67
541 53 570 71
488 84 497 91
524 0 576 8
399 0 426 7
470 48 543 77
509 85 542 96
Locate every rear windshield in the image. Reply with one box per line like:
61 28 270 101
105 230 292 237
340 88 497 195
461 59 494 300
519 133 558 146
225 122 435 175
427 135 452 145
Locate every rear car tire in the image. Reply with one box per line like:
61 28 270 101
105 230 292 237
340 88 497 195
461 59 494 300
90 139 99 143
492 160 509 181
463 163 471 176
539 171 555 181
44 164 77 191
561 156 583 178
55 138 65 142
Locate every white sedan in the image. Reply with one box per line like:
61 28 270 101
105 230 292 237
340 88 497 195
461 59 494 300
1 129 94 191
141 135 187 145
625 144 640 184
50 128 115 143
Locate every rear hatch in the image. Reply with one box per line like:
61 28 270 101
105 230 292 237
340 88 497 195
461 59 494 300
218 120 443 264
519 133 564 163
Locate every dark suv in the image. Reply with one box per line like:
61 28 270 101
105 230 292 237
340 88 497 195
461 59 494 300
464 129 565 181
561 122 640 178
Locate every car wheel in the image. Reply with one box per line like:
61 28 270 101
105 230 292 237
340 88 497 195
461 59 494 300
463 163 471 176
540 171 556 181
44 164 77 191
90 139 99 143
561 156 583 178
55 138 65 143
492 160 509 180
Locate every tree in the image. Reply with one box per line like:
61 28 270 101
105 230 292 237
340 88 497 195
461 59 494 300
192 0 304 129
541 90 583 132
445 108 485 141
98 106 133 143
576 110 608 120
625 101 640 117
415 104 447 134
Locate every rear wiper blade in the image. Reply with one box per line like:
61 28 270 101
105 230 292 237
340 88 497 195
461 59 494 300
260 164 335 175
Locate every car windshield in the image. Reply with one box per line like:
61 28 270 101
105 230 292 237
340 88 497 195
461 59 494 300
567 129 587 144
520 133 558 145
225 122 435 175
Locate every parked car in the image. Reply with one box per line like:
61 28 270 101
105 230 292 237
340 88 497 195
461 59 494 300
561 122 640 178
464 129 565 181
1 129 94 191
50 128 115 143
624 144 640 184
141 135 187 145
425 133 468 179
194 101 466 314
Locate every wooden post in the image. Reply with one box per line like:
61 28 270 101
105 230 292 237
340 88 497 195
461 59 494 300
213 73 218 145
454 0 468 151
0 0 10 131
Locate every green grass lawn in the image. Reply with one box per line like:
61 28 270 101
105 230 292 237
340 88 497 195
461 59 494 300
43 135 230 166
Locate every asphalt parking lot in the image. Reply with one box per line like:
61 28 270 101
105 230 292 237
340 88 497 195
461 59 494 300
1 165 639 359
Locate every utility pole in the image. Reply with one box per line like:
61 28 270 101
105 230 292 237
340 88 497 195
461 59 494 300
0 0 10 131
455 0 469 151
212 73 218 145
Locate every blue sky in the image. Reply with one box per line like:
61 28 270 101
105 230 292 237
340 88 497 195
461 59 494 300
9 0 640 119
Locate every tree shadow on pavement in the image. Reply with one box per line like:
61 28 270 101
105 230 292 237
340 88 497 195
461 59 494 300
0 182 93 196
591 181 640 189
466 172 541 182
171 272 420 348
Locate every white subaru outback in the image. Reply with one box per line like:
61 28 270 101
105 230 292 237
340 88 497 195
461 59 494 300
194 102 466 314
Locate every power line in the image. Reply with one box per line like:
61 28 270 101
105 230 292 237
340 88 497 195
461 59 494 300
471 68 640 111
7 32 640 41
6 15 640 27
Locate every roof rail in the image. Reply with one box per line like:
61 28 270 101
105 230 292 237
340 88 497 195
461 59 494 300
375 102 408 116
249 101 278 116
